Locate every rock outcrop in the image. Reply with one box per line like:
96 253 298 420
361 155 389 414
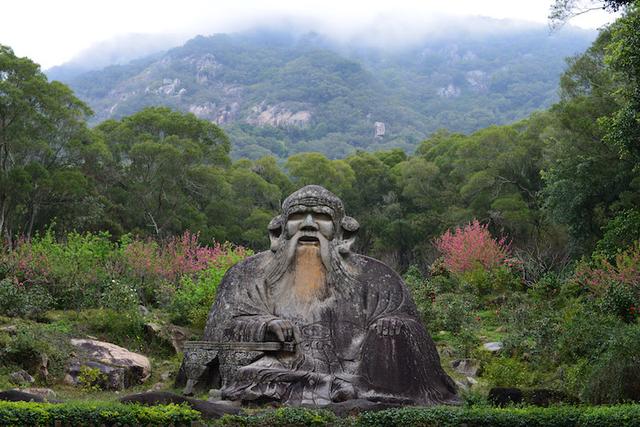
66 339 151 390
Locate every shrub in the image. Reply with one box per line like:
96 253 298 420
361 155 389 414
582 323 640 404
99 279 139 311
0 279 53 319
0 322 72 381
430 292 478 334
84 309 146 351
0 401 201 426
121 232 250 307
573 241 640 322
434 219 515 275
169 243 251 328
4 230 117 310
482 356 537 388
595 209 640 259
433 220 522 296
77 366 108 392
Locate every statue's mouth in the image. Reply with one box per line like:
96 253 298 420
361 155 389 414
298 235 320 246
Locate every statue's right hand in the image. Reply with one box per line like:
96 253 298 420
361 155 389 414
266 319 298 342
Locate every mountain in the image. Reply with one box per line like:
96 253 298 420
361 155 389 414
52 23 596 159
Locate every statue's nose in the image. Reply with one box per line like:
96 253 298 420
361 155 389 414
300 213 318 231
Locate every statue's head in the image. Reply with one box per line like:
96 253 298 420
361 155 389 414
268 185 359 254
264 185 360 293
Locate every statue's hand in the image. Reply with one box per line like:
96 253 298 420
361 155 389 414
266 319 298 342
371 317 404 337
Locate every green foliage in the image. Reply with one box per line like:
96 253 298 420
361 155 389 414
0 321 72 381
84 309 146 350
356 405 640 427
582 323 640 403
170 265 227 328
482 357 537 388
0 401 201 426
218 407 337 426
601 2 640 164
77 366 108 392
596 209 640 258
0 279 52 319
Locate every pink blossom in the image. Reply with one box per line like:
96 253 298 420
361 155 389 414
434 219 512 274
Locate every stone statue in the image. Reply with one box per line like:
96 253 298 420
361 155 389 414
179 185 458 406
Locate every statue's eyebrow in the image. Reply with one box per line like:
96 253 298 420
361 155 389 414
287 205 334 216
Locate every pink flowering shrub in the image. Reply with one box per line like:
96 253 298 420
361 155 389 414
573 241 640 322
434 219 514 274
122 231 229 284
121 231 250 305
0 230 250 313
433 219 522 295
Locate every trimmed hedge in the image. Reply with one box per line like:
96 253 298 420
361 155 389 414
3 403 640 426
216 405 640 427
355 405 640 427
0 401 202 426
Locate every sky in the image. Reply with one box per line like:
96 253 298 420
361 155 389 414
1 0 618 69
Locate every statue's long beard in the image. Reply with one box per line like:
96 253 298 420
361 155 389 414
290 244 327 303
264 233 357 300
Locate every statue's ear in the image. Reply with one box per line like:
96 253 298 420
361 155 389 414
338 216 359 254
268 215 284 252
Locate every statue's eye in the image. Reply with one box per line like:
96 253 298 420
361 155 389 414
288 213 305 221
313 213 332 222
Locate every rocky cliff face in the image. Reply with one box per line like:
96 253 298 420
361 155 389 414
247 104 312 127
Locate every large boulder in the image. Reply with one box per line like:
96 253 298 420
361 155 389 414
66 339 151 390
8 370 34 386
0 390 45 402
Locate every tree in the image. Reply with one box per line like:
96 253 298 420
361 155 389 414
285 152 355 198
0 45 93 243
549 0 634 29
94 107 231 238
542 23 639 253
601 2 640 164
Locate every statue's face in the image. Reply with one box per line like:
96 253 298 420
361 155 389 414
285 206 335 243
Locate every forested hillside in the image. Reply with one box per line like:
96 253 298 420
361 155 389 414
54 22 595 159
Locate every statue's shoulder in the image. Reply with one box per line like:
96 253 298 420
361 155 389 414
349 254 405 286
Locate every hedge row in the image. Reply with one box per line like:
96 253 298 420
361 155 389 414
216 405 640 427
0 401 202 426
3 403 640 426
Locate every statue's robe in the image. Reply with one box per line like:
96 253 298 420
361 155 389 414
203 251 458 406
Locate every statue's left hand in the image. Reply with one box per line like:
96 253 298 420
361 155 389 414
370 317 404 337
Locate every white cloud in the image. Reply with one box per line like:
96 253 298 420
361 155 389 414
0 0 617 69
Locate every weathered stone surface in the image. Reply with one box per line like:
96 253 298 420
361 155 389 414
208 388 222 401
119 391 240 419
8 370 34 386
66 339 151 390
145 322 191 353
0 390 45 402
19 388 57 401
483 342 504 352
451 359 480 377
147 382 166 392
179 185 458 406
